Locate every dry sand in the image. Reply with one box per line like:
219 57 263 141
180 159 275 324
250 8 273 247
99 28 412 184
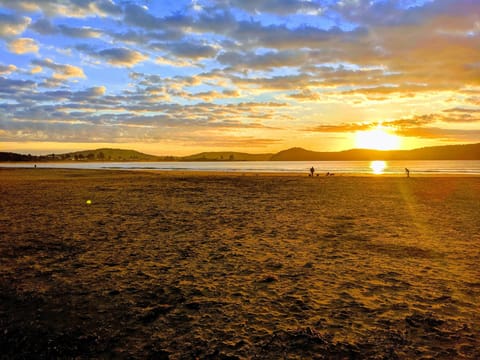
1 168 479 359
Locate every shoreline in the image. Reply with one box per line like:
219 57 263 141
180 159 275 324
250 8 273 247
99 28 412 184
2 166 480 178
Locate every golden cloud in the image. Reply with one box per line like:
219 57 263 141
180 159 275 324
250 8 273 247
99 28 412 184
8 37 39 54
52 64 86 79
0 14 30 38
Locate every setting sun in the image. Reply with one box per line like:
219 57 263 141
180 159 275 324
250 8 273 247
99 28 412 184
355 126 401 150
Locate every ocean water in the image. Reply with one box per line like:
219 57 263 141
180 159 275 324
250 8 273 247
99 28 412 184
2 160 480 175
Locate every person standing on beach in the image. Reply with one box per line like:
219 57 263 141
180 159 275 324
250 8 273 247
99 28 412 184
310 166 315 177
405 168 410 177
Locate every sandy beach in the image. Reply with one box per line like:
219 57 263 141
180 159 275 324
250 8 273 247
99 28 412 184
1 168 479 359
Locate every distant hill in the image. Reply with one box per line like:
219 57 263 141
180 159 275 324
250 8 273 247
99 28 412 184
0 148 175 162
181 151 272 161
270 147 394 161
1 143 480 162
61 148 169 161
271 147 329 161
270 143 480 161
393 143 480 160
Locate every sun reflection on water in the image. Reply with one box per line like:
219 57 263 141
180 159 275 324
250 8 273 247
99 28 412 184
370 160 387 174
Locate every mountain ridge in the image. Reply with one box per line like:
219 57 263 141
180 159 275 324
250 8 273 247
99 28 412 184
271 143 480 161
1 143 480 162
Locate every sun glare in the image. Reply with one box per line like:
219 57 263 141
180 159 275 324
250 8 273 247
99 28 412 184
355 126 400 150
370 160 387 175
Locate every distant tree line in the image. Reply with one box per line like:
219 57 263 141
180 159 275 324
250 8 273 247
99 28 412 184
0 151 110 162
0 152 35 161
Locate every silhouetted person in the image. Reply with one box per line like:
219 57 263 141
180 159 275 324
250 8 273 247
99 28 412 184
310 166 315 177
405 168 410 177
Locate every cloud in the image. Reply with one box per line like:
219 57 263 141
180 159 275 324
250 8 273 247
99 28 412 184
0 74 286 146
31 59 86 79
188 89 242 101
165 42 218 60
194 10 238 34
0 64 17 74
54 64 86 79
384 111 480 127
308 122 375 133
0 13 31 38
396 127 480 141
29 18 57 35
155 57 193 68
230 73 321 91
95 48 147 67
307 110 480 142
215 0 323 15
75 44 148 67
0 0 122 18
8 37 39 54
58 25 102 38
0 77 36 94
120 4 363 52
335 0 480 29
0 114 281 148
30 18 103 38
75 86 106 98
30 65 43 74
218 50 308 70
439 108 480 123
288 89 321 101
93 0 123 17
385 114 439 128
177 135 281 148
443 107 480 114
230 21 368 50
123 3 162 30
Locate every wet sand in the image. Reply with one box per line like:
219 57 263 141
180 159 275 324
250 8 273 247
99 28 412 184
1 168 479 359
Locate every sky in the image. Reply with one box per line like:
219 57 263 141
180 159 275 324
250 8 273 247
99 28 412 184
0 0 479 156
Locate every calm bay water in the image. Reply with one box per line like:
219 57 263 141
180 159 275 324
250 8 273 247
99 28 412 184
2 160 480 175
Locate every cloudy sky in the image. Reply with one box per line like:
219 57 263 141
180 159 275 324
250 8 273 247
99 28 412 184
0 0 479 155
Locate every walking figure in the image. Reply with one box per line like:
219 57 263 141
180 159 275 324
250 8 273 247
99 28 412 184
405 168 410 177
310 166 315 177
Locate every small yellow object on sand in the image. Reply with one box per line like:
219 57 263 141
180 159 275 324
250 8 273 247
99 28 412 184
86 200 92 205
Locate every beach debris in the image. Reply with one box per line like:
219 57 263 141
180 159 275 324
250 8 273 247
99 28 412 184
86 199 92 205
